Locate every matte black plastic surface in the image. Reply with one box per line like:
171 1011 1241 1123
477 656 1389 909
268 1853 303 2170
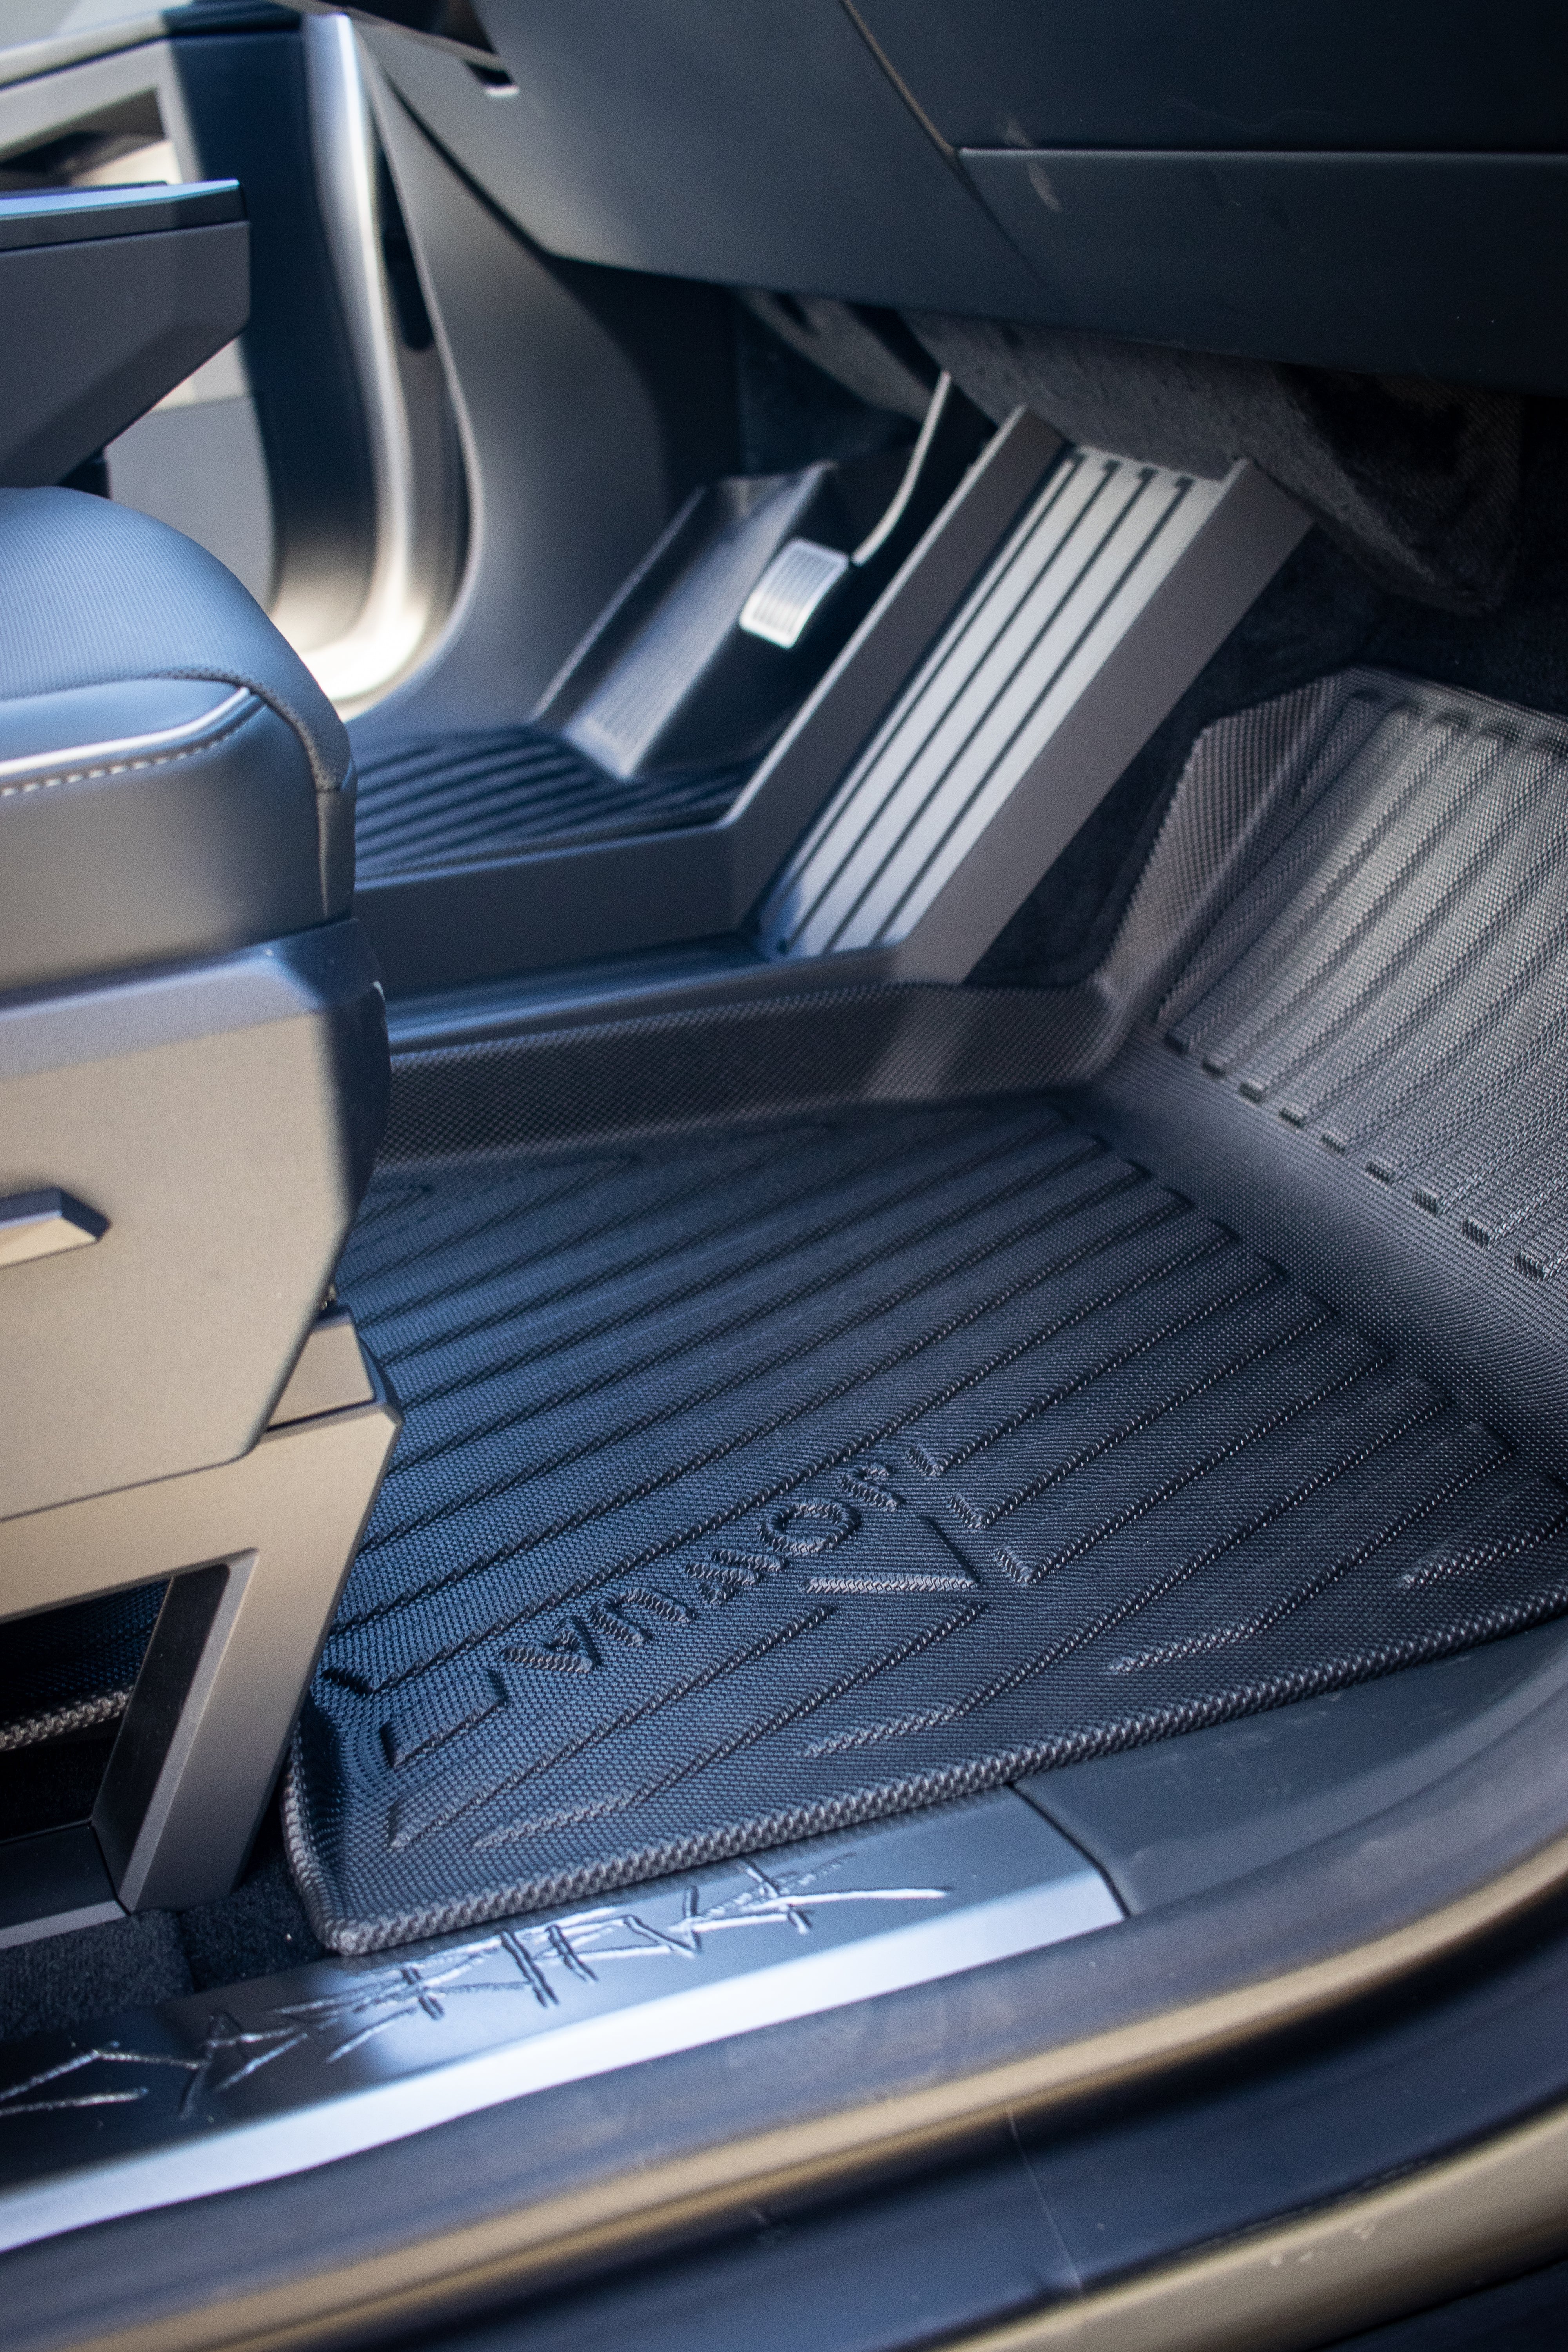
448 0 1047 311
83 1357 402 1911
1023 1619 1568 1911
368 0 1568 390
354 819 746 999
0 1827 120 1953
0 181 242 252
539 456 908 780
1324 2261 1568 2350
356 42 725 736
419 2146 1073 2352
0 1336 401 1913
382 940 770 1055
965 150 1568 394
0 208 249 487
0 922 388 1521
338 0 494 52
268 1305 377 1426
856 2 1568 153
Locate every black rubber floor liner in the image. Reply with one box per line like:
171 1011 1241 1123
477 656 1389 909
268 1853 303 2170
290 1098 1568 1951
1092 668 1568 1471
353 725 747 877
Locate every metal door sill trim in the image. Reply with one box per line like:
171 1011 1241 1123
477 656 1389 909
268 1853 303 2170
0 1791 1116 2258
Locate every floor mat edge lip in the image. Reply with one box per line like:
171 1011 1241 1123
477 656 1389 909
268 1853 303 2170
286 1596 1568 1955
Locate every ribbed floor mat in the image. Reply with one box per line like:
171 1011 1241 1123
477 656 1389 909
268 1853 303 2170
290 1100 1568 1950
353 725 746 877
1092 668 1568 1469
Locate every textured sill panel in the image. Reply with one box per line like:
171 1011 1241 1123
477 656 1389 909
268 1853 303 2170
353 725 746 878
0 1792 1116 2252
291 1098 1568 1951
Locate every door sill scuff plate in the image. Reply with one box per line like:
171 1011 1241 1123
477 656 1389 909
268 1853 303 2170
0 1790 1114 2254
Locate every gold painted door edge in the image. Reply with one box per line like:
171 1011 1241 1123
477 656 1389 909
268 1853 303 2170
44 1822 1568 2352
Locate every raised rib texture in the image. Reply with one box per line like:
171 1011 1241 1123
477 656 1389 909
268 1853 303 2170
353 725 746 878
1092 669 1568 1470
756 448 1226 959
1162 676 1568 1269
287 1100 1568 1951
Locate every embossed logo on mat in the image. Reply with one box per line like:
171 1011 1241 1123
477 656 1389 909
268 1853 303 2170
500 1466 981 1680
376 1463 994 1850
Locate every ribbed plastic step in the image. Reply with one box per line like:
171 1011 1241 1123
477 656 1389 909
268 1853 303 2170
753 444 1305 979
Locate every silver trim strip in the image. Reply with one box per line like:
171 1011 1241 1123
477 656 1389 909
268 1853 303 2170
0 1792 1118 2253
294 16 460 712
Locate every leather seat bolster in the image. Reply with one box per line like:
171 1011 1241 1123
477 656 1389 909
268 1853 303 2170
0 487 351 790
0 677 345 993
0 488 361 993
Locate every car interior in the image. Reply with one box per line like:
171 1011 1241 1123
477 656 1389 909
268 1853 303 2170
8 5 1568 2348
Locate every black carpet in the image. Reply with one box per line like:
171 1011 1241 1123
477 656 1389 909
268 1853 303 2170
289 1091 1568 1951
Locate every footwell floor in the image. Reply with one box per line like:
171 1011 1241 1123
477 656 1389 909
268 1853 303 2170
352 725 747 877
290 1097 1568 1950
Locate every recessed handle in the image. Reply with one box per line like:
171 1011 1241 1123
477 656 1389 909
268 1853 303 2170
0 1188 107 1269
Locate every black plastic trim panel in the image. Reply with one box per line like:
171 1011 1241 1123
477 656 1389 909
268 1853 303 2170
966 150 1568 394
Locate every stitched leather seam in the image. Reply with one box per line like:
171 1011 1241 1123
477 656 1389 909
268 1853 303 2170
0 694 265 800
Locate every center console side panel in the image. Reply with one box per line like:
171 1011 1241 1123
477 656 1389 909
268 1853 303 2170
0 922 388 1521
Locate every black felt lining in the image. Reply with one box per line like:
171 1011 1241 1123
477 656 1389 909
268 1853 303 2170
0 1811 321 2045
